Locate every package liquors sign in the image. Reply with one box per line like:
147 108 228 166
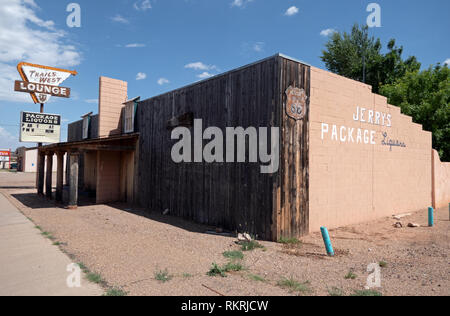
15 62 77 104
20 112 61 143
0 150 10 162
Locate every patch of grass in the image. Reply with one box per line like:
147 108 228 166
277 277 311 294
328 287 345 296
224 262 244 272
207 263 227 278
379 261 388 268
182 273 193 278
77 262 88 273
248 274 266 282
223 250 244 260
278 237 301 245
104 288 127 297
239 240 264 252
86 272 104 284
35 226 41 230
155 269 173 283
41 232 55 240
345 271 357 280
53 242 61 246
352 289 382 297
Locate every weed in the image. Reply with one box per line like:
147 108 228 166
87 272 104 284
223 251 244 260
41 232 55 240
277 277 311 294
379 261 388 268
345 271 357 280
239 240 264 252
352 289 382 297
104 288 127 296
155 269 173 283
207 263 227 278
328 287 345 296
223 262 244 272
182 273 193 278
248 274 265 282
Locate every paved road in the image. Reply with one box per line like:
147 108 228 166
0 193 103 296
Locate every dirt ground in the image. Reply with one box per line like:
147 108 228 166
1 171 449 296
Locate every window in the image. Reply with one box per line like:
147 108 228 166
123 102 135 134
82 116 90 139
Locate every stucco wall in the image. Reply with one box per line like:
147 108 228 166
308 67 432 232
98 77 127 138
96 151 121 204
432 150 450 209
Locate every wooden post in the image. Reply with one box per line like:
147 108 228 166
68 152 79 209
37 151 45 195
45 153 53 198
56 152 65 202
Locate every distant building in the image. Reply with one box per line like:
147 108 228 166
16 147 66 173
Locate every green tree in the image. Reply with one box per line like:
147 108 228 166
321 24 420 93
380 65 450 161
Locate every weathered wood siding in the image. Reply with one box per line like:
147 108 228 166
275 58 310 239
136 57 280 240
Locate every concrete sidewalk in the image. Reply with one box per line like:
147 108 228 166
0 193 103 296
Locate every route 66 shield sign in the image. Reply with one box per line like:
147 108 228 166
285 86 308 120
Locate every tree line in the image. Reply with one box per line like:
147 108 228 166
321 24 449 161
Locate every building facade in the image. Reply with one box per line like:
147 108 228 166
38 54 450 240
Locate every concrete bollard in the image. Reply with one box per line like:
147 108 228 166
320 227 335 257
428 207 434 227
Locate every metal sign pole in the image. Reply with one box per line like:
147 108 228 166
36 103 44 188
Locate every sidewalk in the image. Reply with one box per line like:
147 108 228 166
0 193 103 296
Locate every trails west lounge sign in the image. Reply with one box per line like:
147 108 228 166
20 112 61 144
14 62 77 104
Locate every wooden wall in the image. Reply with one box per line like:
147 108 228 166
275 58 310 239
136 57 280 240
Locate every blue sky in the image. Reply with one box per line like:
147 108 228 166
0 0 449 150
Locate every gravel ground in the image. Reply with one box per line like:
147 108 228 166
1 172 449 296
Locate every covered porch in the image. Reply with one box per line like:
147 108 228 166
37 134 139 209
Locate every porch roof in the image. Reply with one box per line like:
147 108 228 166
39 133 139 154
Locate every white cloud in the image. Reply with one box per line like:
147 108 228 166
197 72 214 79
320 28 337 37
111 15 129 24
285 6 299 16
0 0 81 103
134 0 152 11
157 78 169 85
85 99 98 104
253 42 265 52
444 58 450 66
231 0 254 8
136 72 147 80
0 126 20 151
125 43 146 48
185 62 217 71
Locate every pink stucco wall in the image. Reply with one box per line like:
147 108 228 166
308 67 433 233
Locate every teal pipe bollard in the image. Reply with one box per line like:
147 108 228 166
320 227 335 257
428 207 434 227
